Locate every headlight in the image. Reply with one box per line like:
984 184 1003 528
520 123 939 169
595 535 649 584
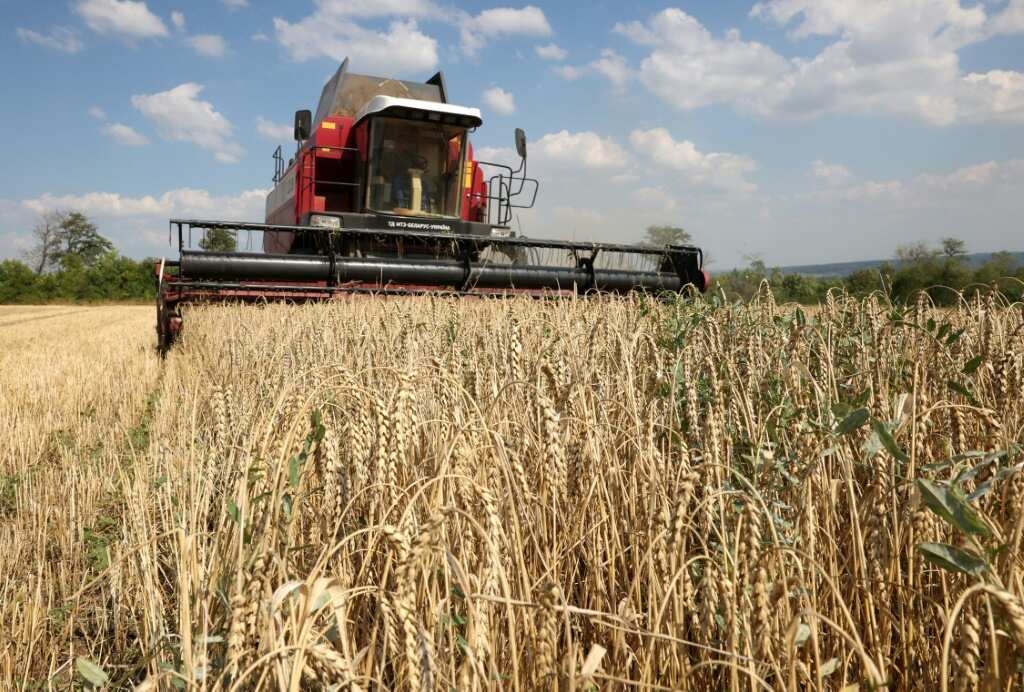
310 214 341 229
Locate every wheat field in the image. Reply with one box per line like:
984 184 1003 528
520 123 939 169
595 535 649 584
1 291 1022 691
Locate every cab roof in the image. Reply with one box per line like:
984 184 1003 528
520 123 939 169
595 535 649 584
354 96 483 128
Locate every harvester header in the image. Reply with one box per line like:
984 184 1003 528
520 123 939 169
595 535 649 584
155 59 707 350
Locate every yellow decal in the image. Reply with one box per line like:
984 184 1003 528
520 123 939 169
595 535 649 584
464 162 474 189
321 147 331 153
322 121 337 130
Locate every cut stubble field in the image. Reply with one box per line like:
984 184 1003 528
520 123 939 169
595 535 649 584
0 292 1022 690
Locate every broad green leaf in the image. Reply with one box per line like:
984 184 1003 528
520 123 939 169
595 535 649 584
76 657 109 688
917 542 987 576
946 328 966 346
936 323 951 341
227 500 240 523
946 380 980 406
916 478 992 538
961 355 983 375
289 454 300 488
871 420 909 463
836 408 869 435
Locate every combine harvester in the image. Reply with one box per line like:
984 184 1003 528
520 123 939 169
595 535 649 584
155 59 708 349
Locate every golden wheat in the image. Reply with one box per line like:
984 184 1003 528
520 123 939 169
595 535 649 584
0 291 1022 690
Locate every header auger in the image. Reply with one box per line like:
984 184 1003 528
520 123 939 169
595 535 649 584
155 59 708 351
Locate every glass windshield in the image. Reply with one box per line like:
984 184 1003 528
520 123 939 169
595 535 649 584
367 117 467 218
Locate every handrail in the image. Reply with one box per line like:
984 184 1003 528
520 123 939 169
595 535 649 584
169 219 702 260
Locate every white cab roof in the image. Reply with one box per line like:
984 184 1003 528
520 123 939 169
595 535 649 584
354 96 483 127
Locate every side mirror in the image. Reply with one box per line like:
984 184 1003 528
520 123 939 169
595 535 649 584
514 128 527 159
294 110 312 141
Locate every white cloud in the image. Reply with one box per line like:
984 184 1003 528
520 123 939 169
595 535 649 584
482 87 516 116
461 6 552 57
274 15 438 74
629 128 759 192
251 32 269 42
535 43 566 60
11 187 268 257
187 34 227 58
222 0 249 8
131 83 244 163
615 9 789 112
533 130 628 170
88 106 107 120
102 122 149 147
552 65 585 80
16 27 84 54
23 188 268 221
474 146 518 166
612 5 1024 125
473 6 551 35
590 49 630 87
256 117 293 141
273 1 548 66
993 0 1024 34
170 11 185 31
75 0 168 40
631 187 680 212
811 160 853 186
552 49 631 87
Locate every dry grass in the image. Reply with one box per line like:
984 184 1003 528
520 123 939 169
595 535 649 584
1 291 1022 690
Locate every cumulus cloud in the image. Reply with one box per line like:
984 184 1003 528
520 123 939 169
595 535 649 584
535 43 566 60
102 122 149 147
274 15 438 74
552 65 585 80
482 87 516 116
22 188 267 220
629 128 759 192
187 34 227 57
12 187 268 257
256 116 293 141
273 2 551 68
533 130 628 170
608 4 1024 125
131 83 244 163
811 160 853 186
460 6 552 57
75 0 168 40
16 27 84 53
88 106 107 120
552 49 631 87
170 11 185 31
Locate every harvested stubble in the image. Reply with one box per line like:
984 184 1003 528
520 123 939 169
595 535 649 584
1 291 1023 690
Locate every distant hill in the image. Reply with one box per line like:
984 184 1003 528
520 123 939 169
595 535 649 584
776 252 1024 278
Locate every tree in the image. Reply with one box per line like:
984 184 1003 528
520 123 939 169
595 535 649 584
643 225 692 247
24 211 65 274
199 228 237 251
51 212 114 268
894 241 937 264
940 237 966 258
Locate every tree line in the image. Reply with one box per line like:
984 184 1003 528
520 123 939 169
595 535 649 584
1 216 1020 304
1 211 156 303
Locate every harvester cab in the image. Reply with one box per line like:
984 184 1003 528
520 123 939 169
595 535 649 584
261 59 536 256
155 59 708 351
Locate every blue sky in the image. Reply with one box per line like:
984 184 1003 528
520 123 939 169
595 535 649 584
2 0 1023 268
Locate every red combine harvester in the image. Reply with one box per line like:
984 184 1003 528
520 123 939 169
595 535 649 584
156 59 708 350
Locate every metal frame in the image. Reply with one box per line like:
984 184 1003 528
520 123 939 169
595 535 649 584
157 219 704 352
